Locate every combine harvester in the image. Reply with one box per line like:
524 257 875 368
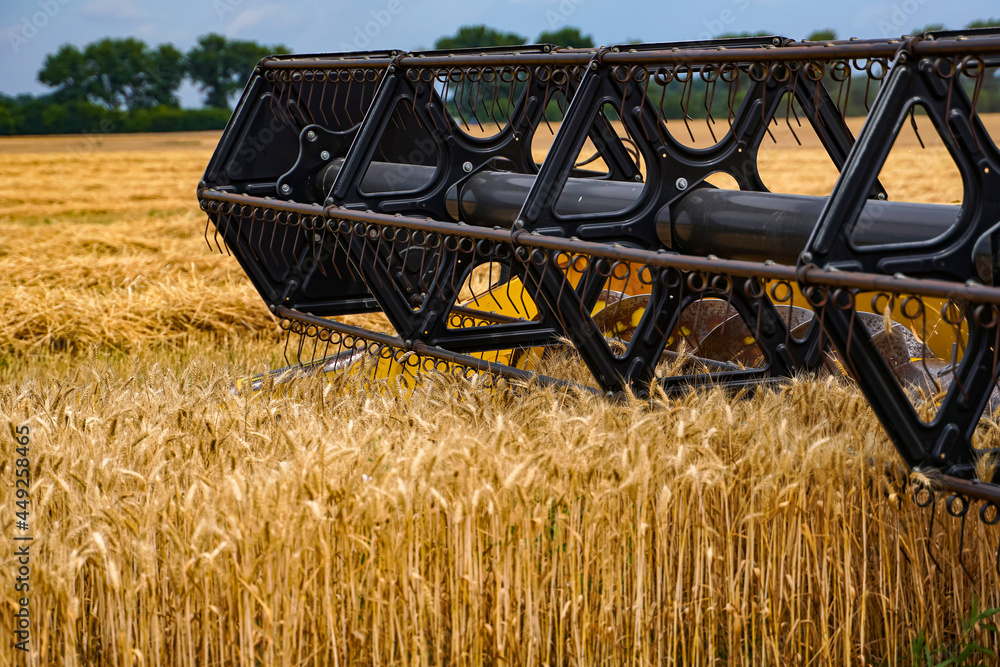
199 31 1000 558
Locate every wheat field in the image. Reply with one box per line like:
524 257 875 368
1 125 999 666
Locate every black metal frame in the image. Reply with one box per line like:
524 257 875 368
200 33 1000 504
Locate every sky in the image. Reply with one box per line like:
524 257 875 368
1 0 997 108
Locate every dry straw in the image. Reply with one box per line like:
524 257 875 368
0 133 997 666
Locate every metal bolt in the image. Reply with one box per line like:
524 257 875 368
280 183 291 195
320 150 331 161
314 233 322 242
772 37 781 46
877 192 887 200
269 304 276 313
801 251 813 262
306 130 318 142
462 161 473 173
675 177 688 191
898 53 908 64
513 219 525 230
634 174 642 182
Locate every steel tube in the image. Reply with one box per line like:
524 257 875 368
199 188 1000 305
319 160 958 265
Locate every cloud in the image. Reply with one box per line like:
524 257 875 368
228 5 282 34
80 0 144 20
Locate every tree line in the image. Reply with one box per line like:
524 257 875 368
0 33 288 135
1 21 998 136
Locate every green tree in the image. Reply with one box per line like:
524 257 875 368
806 28 837 41
966 18 1000 29
537 27 595 48
186 33 290 109
717 31 772 39
433 25 526 50
38 38 184 110
912 23 946 34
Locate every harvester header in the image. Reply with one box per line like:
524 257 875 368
199 30 1000 548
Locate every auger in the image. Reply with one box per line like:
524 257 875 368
198 30 1000 562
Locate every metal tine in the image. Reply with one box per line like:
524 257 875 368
702 68 718 144
357 223 370 273
323 223 343 280
329 74 341 127
304 73 316 126
485 70 501 129
504 254 523 317
372 225 384 275
917 488 943 573
267 75 281 121
655 74 669 146
447 241 462 298
577 256 594 323
281 323 293 367
467 244 493 310
516 255 532 317
256 210 270 261
455 70 471 132
951 495 976 584
218 210 232 256
318 73 329 127
296 74 316 127
726 65 741 130
918 297 942 396
530 252 569 333
966 57 985 153
295 324 308 366
246 211 261 263
204 215 214 252
484 254 505 313
345 75 355 126
280 71 295 125
278 214 292 266
637 75 653 144
291 216 303 261
863 62 875 113
542 74 555 137
504 69 517 123
838 62 852 120
268 212 281 265
909 107 926 149
315 223 328 278
469 70 487 130
403 94 424 132
784 67 803 146
680 69 696 143
522 72 541 136
554 255 572 327
213 214 225 254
